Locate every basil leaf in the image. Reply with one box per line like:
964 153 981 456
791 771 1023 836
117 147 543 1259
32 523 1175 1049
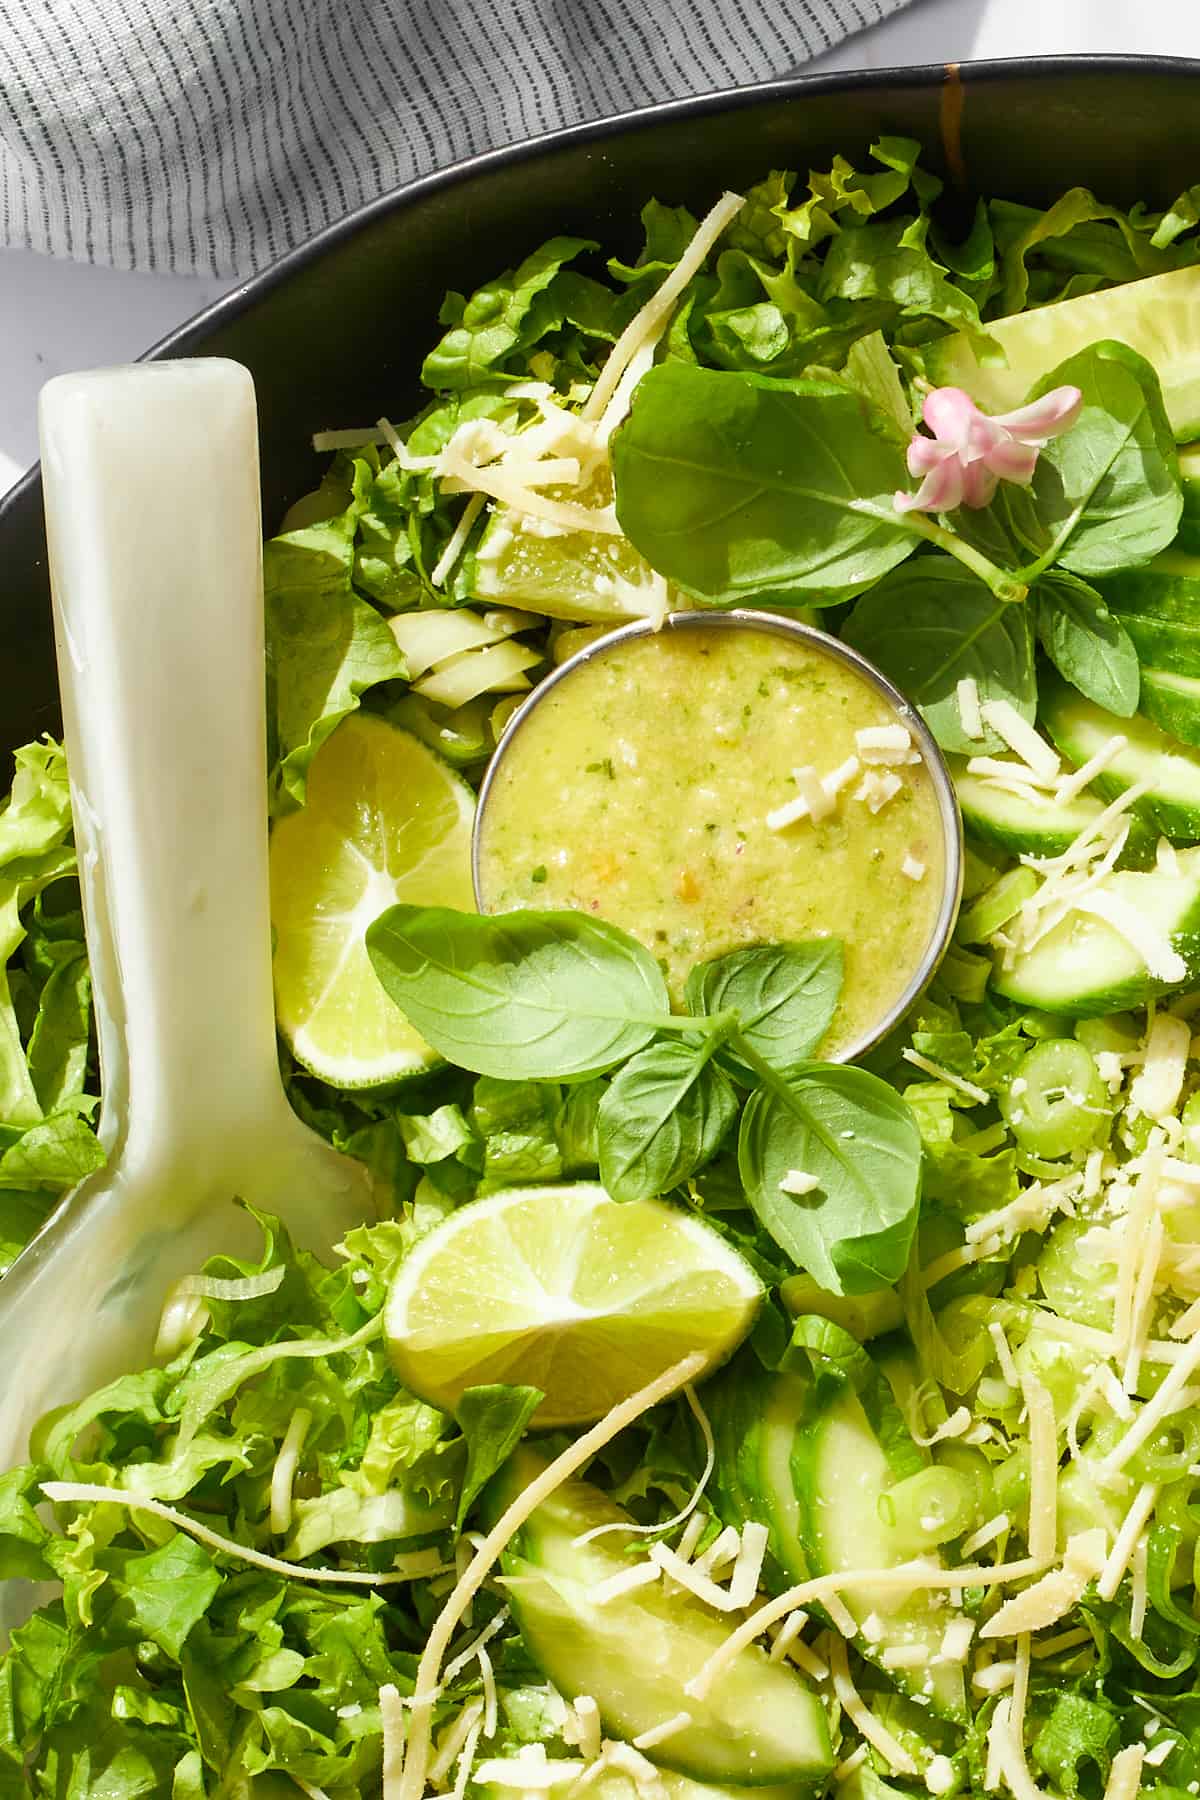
454 1384 543 1529
842 556 1037 753
611 361 918 606
365 905 669 1080
1035 570 1140 716
597 1039 738 1204
738 1066 922 1295
1026 340 1182 578
686 940 844 1077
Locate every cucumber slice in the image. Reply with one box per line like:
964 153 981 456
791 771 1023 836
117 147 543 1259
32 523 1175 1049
949 756 1155 864
795 1388 966 1720
707 1352 811 1590
1141 667 1200 747
1095 551 1200 676
992 846 1200 1013
492 1450 833 1787
922 266 1200 440
1040 679 1200 842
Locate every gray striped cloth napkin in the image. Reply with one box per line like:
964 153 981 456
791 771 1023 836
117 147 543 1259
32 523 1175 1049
0 0 917 277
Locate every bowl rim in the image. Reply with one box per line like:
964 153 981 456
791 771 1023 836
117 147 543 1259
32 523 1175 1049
2 50 1200 528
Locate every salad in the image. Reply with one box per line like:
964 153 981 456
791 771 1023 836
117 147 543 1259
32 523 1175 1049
5 137 1200 1800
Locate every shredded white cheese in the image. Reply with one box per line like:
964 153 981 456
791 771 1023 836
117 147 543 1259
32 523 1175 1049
1022 1376 1059 1563
855 724 912 763
981 700 1060 782
381 1683 407 1800
957 677 983 741
268 1405 311 1537
1103 1744 1146 1800
1131 1012 1192 1119
592 1562 662 1605
727 1522 770 1609
1055 734 1128 805
961 1515 1011 1559
631 1713 692 1751
901 1047 989 1104
829 1637 917 1775
582 191 745 422
940 1617 975 1662
1098 1483 1160 1599
779 1169 820 1196
856 769 904 813
981 1530 1107 1638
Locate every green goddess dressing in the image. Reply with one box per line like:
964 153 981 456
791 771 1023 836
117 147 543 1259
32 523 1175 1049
476 622 950 1056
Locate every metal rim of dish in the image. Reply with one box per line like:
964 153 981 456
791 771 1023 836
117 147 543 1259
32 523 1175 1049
471 607 965 1064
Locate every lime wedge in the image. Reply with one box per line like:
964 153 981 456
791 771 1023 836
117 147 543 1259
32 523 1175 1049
384 1182 762 1425
269 712 475 1087
470 466 672 624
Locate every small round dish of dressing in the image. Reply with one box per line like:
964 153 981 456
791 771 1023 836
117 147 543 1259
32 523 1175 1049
473 610 962 1061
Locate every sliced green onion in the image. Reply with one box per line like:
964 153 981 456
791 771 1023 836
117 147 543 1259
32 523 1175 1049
878 1466 978 1551
1000 1039 1108 1158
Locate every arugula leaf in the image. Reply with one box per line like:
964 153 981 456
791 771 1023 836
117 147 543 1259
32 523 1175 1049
366 905 670 1080
738 1065 922 1294
455 1384 543 1529
597 1038 738 1204
612 361 919 606
1035 569 1140 715
1024 340 1182 578
421 237 597 390
686 940 844 1077
843 557 1037 752
264 456 406 814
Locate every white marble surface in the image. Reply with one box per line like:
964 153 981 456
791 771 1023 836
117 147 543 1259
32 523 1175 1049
1 0 1197 497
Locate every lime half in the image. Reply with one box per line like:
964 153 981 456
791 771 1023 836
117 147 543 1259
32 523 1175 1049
270 712 475 1087
384 1182 763 1425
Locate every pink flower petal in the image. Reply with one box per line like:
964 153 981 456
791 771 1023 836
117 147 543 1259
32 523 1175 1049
894 455 965 514
922 386 981 447
991 385 1084 445
961 457 1000 509
982 437 1039 485
906 435 958 478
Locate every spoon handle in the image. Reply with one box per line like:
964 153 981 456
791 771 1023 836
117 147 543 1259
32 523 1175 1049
39 361 289 1173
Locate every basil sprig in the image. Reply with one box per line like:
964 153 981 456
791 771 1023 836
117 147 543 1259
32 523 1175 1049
367 906 921 1295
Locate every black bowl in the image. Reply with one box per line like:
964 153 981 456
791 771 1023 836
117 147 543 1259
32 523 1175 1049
3 52 1200 760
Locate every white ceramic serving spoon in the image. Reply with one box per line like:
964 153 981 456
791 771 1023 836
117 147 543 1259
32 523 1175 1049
0 360 373 1635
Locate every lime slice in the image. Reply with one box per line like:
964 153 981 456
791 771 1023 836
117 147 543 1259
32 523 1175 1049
384 1182 762 1425
269 712 475 1086
470 466 671 624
